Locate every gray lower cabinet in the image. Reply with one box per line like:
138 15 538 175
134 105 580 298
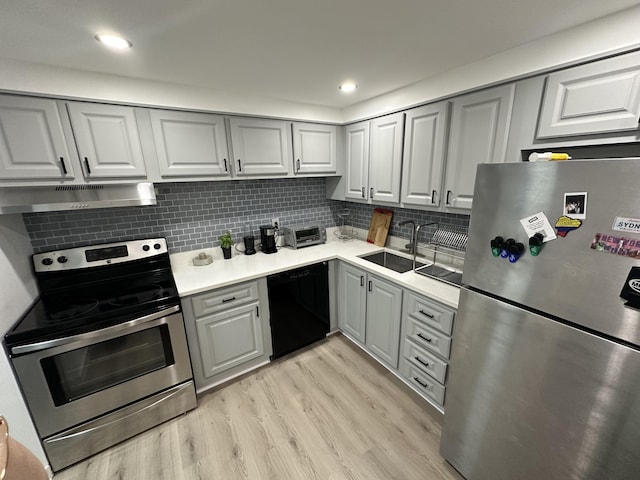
181 278 272 393
399 290 456 411
338 262 403 369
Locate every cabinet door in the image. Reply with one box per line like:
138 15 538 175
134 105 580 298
401 102 449 208
538 51 640 139
0 95 75 180
444 84 515 211
149 109 230 177
338 262 367 343
370 112 404 204
67 102 147 178
344 121 370 200
366 275 403 369
229 117 291 176
195 302 264 378
292 122 337 174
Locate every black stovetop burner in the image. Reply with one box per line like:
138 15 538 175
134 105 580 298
5 238 180 349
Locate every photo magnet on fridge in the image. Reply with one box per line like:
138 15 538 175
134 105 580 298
563 192 587 219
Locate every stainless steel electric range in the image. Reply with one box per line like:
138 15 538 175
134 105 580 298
4 238 196 472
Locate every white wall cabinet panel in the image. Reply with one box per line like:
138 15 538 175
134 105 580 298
369 112 404 204
444 84 514 211
538 51 640 139
195 303 264 378
0 95 75 180
338 262 367 343
149 110 230 177
292 122 337 174
229 117 292 176
344 121 370 200
67 102 147 179
400 102 449 208
365 275 403 369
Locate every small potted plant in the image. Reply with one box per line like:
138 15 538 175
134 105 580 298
219 231 233 259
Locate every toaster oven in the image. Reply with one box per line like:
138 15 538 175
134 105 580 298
282 225 326 249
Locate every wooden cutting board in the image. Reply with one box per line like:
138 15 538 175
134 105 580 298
367 208 393 246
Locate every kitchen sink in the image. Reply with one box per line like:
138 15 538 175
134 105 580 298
360 251 425 273
415 263 463 286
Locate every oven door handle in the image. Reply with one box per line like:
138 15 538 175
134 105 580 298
11 305 181 356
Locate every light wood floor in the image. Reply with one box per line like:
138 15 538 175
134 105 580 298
55 334 463 480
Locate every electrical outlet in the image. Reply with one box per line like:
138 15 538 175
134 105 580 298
271 218 280 230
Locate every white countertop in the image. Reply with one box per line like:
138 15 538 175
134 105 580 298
170 227 460 309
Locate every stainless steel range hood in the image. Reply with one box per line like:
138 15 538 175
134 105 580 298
0 183 157 214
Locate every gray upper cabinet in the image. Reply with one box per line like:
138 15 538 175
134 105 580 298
148 109 230 178
67 102 147 179
344 121 370 200
537 51 640 139
0 95 76 181
229 117 292 176
369 112 404 204
400 102 450 209
444 83 515 211
292 122 337 175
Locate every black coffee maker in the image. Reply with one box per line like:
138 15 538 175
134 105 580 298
259 225 278 254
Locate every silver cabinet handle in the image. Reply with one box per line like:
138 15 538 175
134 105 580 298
361 187 365 198
368 280 372 292
237 159 242 172
446 190 452 205
223 159 228 172
360 275 364 287
431 190 437 205
296 159 300 171
370 187 374 198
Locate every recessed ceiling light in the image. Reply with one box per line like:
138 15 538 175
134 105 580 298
94 33 132 50
338 81 358 93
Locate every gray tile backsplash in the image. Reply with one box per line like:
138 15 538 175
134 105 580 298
23 178 469 253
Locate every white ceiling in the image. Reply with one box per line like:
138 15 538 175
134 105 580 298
1 0 639 110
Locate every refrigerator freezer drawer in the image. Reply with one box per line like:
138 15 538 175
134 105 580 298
405 291 455 335
441 287 640 480
403 337 448 384
401 358 445 407
406 317 451 359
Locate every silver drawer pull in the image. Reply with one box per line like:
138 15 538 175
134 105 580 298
414 356 429 368
419 309 435 319
417 333 432 343
222 296 236 303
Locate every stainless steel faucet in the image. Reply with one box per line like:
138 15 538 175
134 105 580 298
414 221 440 269
396 219 416 254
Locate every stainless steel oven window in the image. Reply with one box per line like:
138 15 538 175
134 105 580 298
40 325 175 405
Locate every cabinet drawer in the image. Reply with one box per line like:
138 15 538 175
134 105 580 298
191 281 259 317
406 317 451 359
401 359 445 407
405 291 455 335
403 338 447 384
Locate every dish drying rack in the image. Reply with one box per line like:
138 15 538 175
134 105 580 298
416 224 468 271
334 208 358 241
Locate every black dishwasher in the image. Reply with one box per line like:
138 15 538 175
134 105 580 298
267 262 330 359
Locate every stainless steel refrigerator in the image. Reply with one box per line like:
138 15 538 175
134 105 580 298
440 159 640 480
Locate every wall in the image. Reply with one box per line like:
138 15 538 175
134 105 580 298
1 6 640 125
0 215 48 466
22 177 468 252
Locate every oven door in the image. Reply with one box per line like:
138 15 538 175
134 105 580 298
10 306 193 437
